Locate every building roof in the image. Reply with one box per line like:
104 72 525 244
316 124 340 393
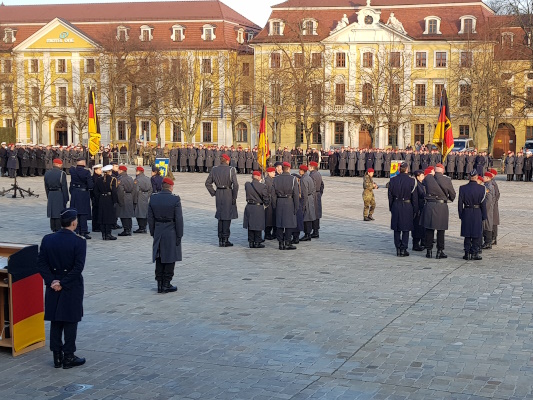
272 0 492 8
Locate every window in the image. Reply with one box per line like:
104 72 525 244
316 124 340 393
414 124 425 143
388 125 398 147
312 122 321 144
501 87 512 108
415 84 426 106
30 59 39 73
248 32 254 42
271 53 281 69
171 25 185 42
424 17 441 35
3 85 12 105
271 21 282 35
57 59 66 73
434 83 444 106
141 121 150 141
389 52 401 68
116 26 129 41
435 52 447 68
271 84 281 105
141 28 151 42
415 52 427 68
527 126 533 140
5 119 13 128
459 84 471 107
334 122 344 144
298 122 305 143
202 122 212 142
390 83 400 106
502 33 513 47
202 25 216 41
3 59 12 74
117 86 126 108
31 86 39 105
362 83 373 105
527 87 533 107
242 62 250 76
202 87 212 108
459 16 477 34
363 52 373 68
86 58 95 73
294 53 304 68
236 122 247 142
58 87 67 107
335 83 345 105
3 28 16 44
173 122 182 142
303 19 316 35
242 90 251 105
460 51 472 68
312 84 322 106
428 20 438 34
464 19 473 34
118 121 126 141
459 125 470 137
336 52 346 68
201 58 212 74
312 53 322 68
237 30 244 44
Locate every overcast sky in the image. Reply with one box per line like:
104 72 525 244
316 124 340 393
2 0 280 27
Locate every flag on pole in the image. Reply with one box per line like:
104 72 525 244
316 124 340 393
433 88 454 161
88 88 101 156
257 103 269 171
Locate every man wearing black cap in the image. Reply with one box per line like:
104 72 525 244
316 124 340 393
273 162 299 250
458 171 487 260
44 159 69 232
274 161 283 176
151 165 163 193
37 208 87 369
69 158 93 239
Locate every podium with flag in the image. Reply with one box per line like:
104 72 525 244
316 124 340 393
257 103 269 171
433 88 454 160
87 89 101 157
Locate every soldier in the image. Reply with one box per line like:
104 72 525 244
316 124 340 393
363 168 378 222
37 208 86 369
133 166 152 233
69 158 93 239
90 164 103 233
187 145 197 172
237 147 246 174
458 171 487 260
514 151 524 181
374 149 383 178
205 146 215 173
151 166 163 193
489 168 500 245
44 159 69 232
170 146 178 172
273 162 299 250
524 152 533 182
308 161 323 238
148 177 183 293
245 148 254 174
504 151 515 181
411 170 426 251
446 151 456 178
422 163 456 259
94 165 118 240
298 164 316 241
116 165 135 236
481 172 495 249
0 142 6 176
264 166 277 240
197 144 206 173
388 162 418 257
205 154 239 247
7 143 18 178
179 146 188 172
338 148 347 177
243 171 269 248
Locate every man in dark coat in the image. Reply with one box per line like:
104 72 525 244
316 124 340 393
205 146 215 173
37 208 86 369
133 166 152 233
365 150 375 171
475 153 486 177
489 168 501 245
7 144 18 178
69 159 94 239
179 147 188 172
94 165 118 240
338 148 347 177
0 142 7 176
458 171 487 260
504 151 515 181
205 153 239 247
148 177 183 293
299 164 316 241
187 145 197 172
446 152 456 178
243 171 270 248
329 150 338 176
273 162 299 250
422 163 456 259
151 166 163 193
197 145 206 173
411 170 426 251
309 161 324 238
90 165 103 233
264 167 276 240
116 165 135 236
44 158 69 232
388 162 418 257
456 152 466 180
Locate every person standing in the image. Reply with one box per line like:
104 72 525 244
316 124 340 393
481 172 495 249
489 168 500 245
363 168 378 221
116 165 135 236
148 177 183 293
504 151 515 181
264 167 276 240
308 161 323 238
205 154 239 247
44 158 69 232
6 143 18 178
151 166 163 193
94 165 118 240
243 171 269 248
90 164 103 233
458 171 487 260
388 162 418 257
273 162 299 250
0 142 7 177
298 164 316 242
133 166 152 233
411 170 427 251
37 208 86 369
69 159 93 239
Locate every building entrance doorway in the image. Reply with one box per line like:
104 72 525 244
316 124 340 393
55 120 68 146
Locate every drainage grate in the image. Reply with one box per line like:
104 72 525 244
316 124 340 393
63 384 93 394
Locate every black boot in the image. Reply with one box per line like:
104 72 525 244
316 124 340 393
285 241 297 250
163 280 177 293
436 250 447 259
63 354 86 369
134 228 147 233
279 241 285 250
292 237 299 245
249 241 255 248
255 242 265 249
412 239 424 251
396 248 400 257
310 230 319 238
482 242 492 249
463 252 470 260
472 253 482 261
400 248 409 257
224 238 233 247
105 234 117 240
426 249 432 259
53 351 63 368
300 234 311 242
118 230 129 236
157 281 163 294
219 238 224 247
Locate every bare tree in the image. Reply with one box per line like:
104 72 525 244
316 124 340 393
0 53 24 135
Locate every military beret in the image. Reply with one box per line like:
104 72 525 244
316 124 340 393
490 168 498 176
299 165 308 171
162 177 174 185
477 175 484 183
274 162 283 167
252 171 261 177
53 158 63 164
469 170 478 177
266 167 275 173
222 154 230 162
60 208 77 221
119 165 127 171
102 165 113 172
427 166 435 171
136 166 144 172
309 161 319 167
367 168 374 173
282 162 291 168
484 172 493 179
436 163 445 169
424 168 433 175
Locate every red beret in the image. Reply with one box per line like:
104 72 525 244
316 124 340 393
484 172 493 178
252 171 261 177
490 168 498 176
367 168 374 173
477 175 484 183
436 163 445 169
53 158 62 164
427 166 435 171
119 165 127 171
424 168 433 175
162 177 174 185
282 162 291 168
299 165 308 171
266 167 275 173
222 154 230 161
136 166 144 172
309 161 318 167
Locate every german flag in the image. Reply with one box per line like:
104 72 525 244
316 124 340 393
257 103 269 171
433 88 454 161
88 88 101 157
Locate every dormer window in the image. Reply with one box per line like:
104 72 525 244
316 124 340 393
171 24 185 42
116 26 130 42
502 32 514 47
202 24 216 41
3 28 16 44
140 25 153 42
302 19 318 35
247 32 254 42
423 16 441 35
237 28 245 44
269 19 285 36
459 16 477 34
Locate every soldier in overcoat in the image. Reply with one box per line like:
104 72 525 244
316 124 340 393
298 165 316 241
44 158 69 232
116 165 135 236
94 165 119 240
264 167 277 240
489 168 500 245
338 148 347 177
133 166 153 233
273 162 299 250
309 161 323 237
458 171 487 260
243 171 270 248
411 170 426 251
504 151 515 181
69 159 93 239
481 172 495 249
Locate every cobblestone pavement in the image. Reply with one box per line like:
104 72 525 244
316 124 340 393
0 170 532 400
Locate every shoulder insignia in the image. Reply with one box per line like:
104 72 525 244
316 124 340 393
75 233 86 240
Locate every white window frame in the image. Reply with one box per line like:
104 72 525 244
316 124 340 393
202 24 216 41
171 24 185 42
141 120 151 141
414 50 428 69
270 51 282 69
433 81 446 107
423 16 442 35
268 19 285 36
413 80 428 107
84 58 96 73
301 18 318 36
237 29 245 44
247 32 254 42
360 48 376 69
433 50 448 68
56 58 67 74
116 26 130 42
139 25 154 42
202 121 213 143
3 28 16 44
335 51 348 69
459 16 477 34
501 32 514 46
56 84 68 108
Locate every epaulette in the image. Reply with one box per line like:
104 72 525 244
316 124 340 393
75 233 86 240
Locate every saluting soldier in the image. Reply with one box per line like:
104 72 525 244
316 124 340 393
133 166 153 233
363 168 378 221
298 164 316 242
273 162 299 250
116 165 135 236
69 158 93 239
44 158 69 232
458 171 487 260
94 165 119 240
205 153 239 247
264 166 277 240
388 162 418 257
308 161 323 238
243 171 270 248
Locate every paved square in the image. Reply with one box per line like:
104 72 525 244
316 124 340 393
0 171 531 400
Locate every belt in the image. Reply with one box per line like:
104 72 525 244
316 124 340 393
394 199 411 203
217 186 228 189
277 195 293 198
48 188 60 191
247 201 263 205
101 193 111 196
426 199 446 203
73 188 87 191
141 190 151 193
464 204 480 209
155 218 174 223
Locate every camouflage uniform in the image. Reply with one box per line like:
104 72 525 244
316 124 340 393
362 173 376 218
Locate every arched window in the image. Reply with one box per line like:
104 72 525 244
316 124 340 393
237 122 248 142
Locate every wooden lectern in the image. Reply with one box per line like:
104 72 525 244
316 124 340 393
0 242 46 357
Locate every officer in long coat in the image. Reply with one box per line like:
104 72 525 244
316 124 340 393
179 147 188 172
94 165 118 240
514 152 524 181
338 148 347 177
90 165 103 233
197 145 206 173
273 162 299 250
237 148 246 173
481 172 495 249
170 147 178 172
504 151 515 181
456 152 466 179
205 147 215 173
245 149 254 174
148 177 183 293
44 158 69 232
388 162 418 257
357 150 366 177
374 150 384 178
329 150 338 176
264 167 277 240
458 171 487 260
309 161 323 238
69 159 93 239
446 152 456 178
37 208 86 369
243 171 270 248
187 146 197 172
0 142 6 176
205 154 239 247
411 170 426 251
133 166 152 233
489 168 500 245
7 144 18 178
347 149 356 177
383 150 392 178
411 151 420 174
298 165 316 241
116 165 135 236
